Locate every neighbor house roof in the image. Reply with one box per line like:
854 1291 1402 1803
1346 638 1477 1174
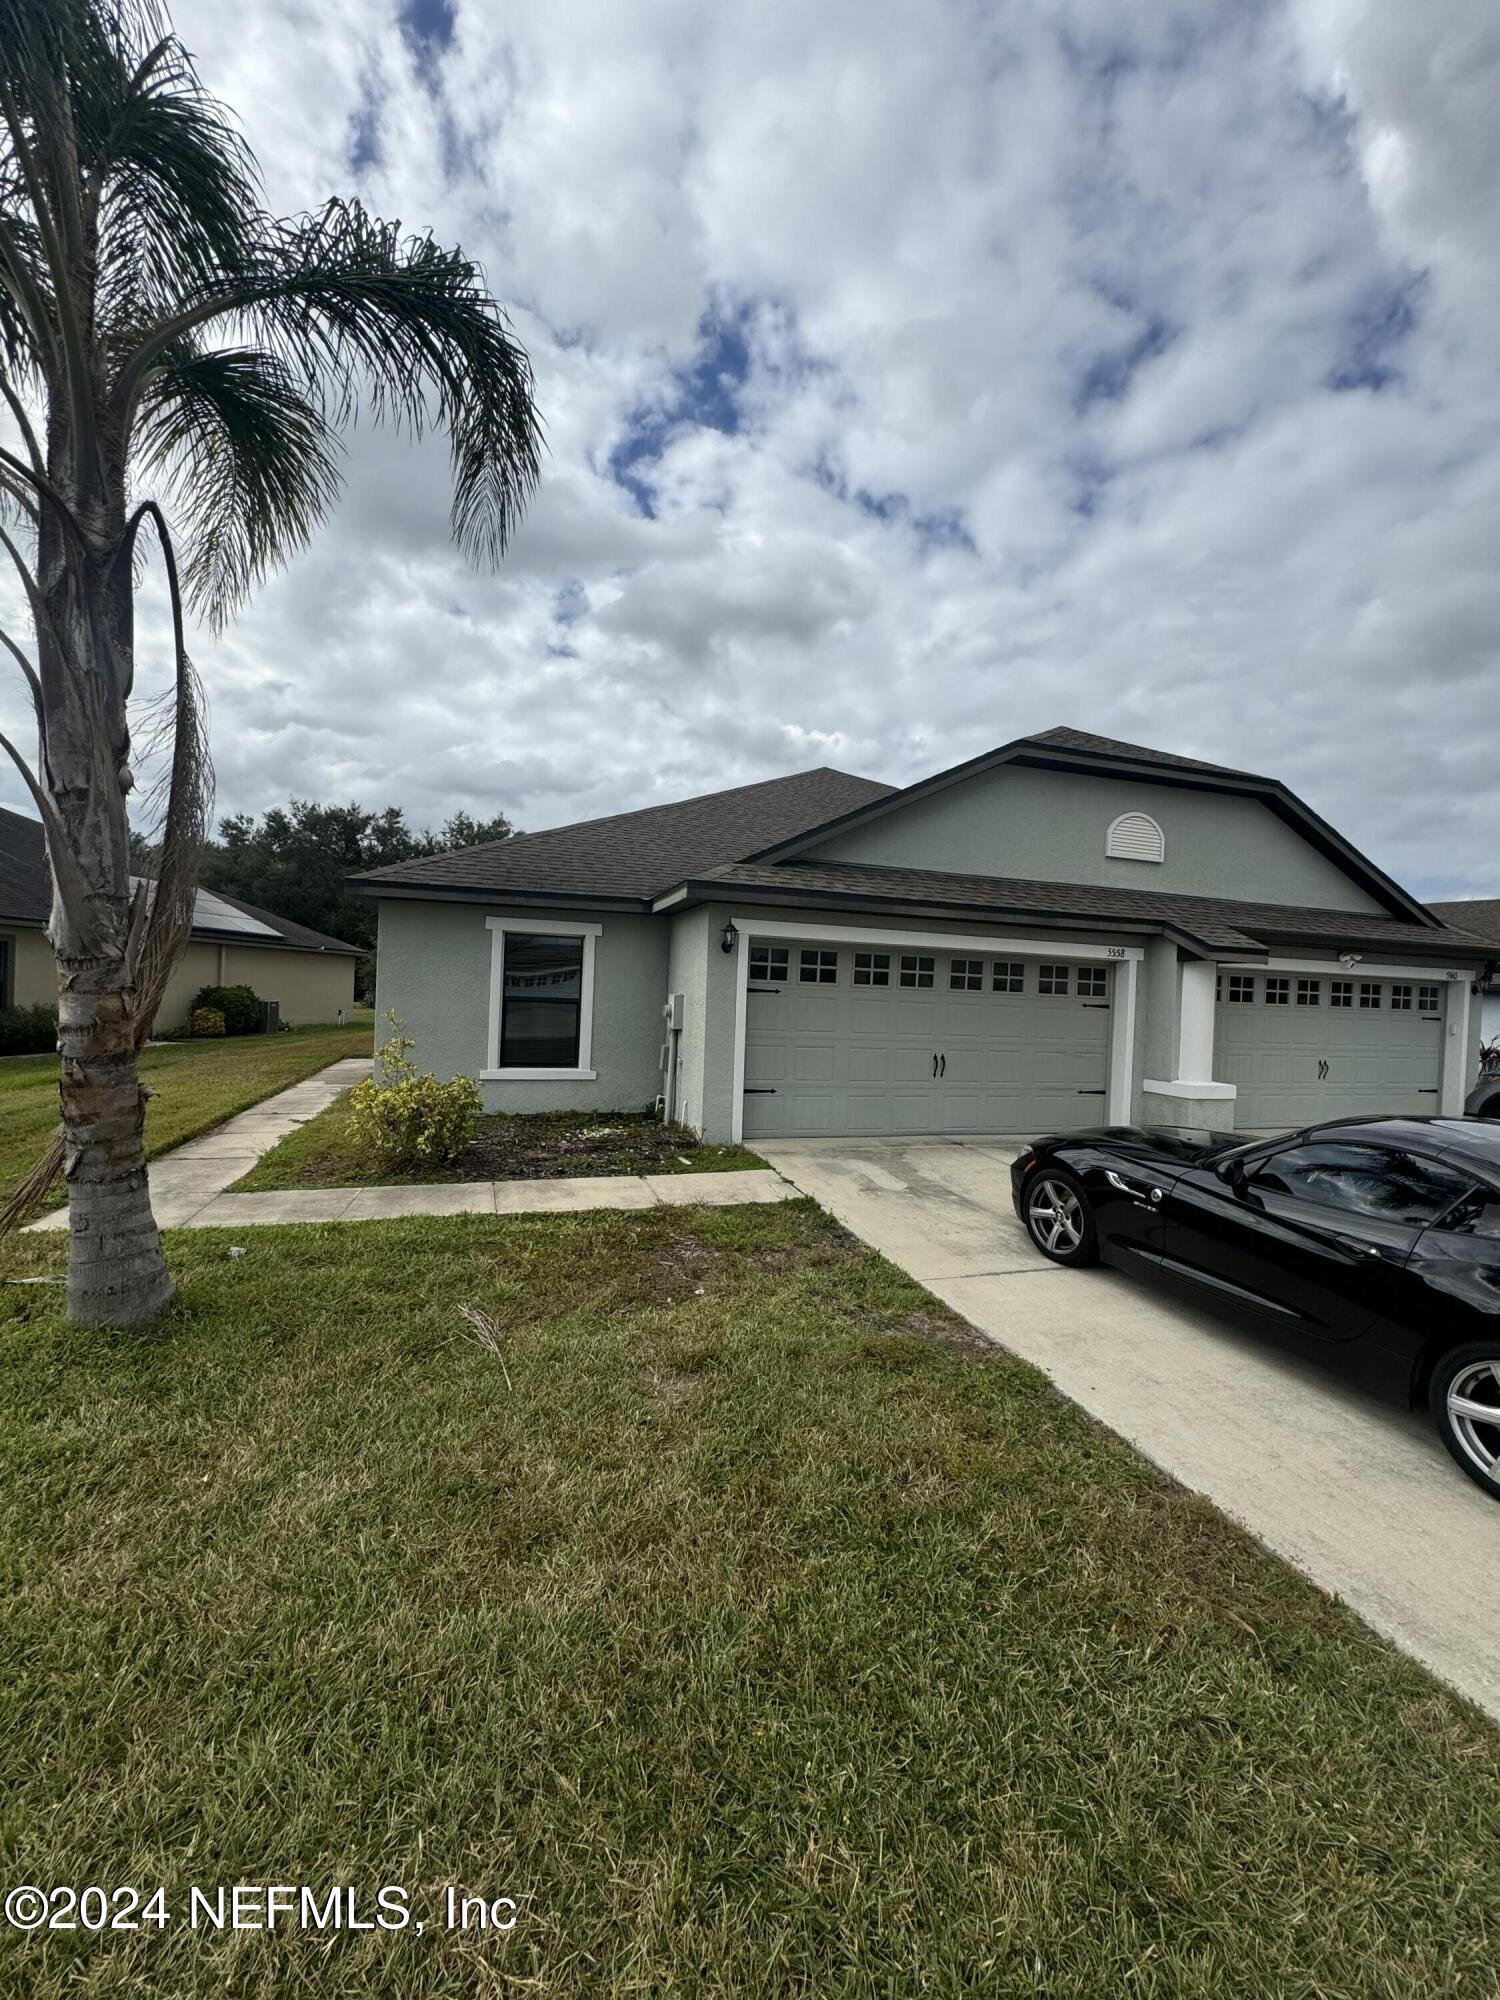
353 766 895 905
1426 898 1500 950
694 859 1495 960
0 806 362 956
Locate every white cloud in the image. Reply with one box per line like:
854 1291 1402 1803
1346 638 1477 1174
3 0 1497 899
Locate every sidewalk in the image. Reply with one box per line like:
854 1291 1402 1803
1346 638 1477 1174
30 1057 797 1230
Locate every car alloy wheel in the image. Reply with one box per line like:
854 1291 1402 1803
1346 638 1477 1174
1445 1358 1500 1486
1028 1178 1085 1256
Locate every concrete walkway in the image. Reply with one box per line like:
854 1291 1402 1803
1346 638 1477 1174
762 1134 1500 1725
31 1057 797 1230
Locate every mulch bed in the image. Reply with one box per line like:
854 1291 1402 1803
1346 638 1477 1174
450 1112 728 1180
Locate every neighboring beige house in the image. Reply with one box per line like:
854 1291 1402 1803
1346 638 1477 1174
0 806 362 1029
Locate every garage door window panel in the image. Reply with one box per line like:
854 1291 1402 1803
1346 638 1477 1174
1390 984 1413 1011
854 952 891 987
1039 964 1070 996
993 961 1024 994
1331 980 1353 1008
800 949 839 985
1296 979 1320 1006
750 945 789 983
950 958 984 992
1265 977 1290 1006
1420 985 1441 1014
1227 975 1256 1004
899 955 935 989
1359 982 1382 1010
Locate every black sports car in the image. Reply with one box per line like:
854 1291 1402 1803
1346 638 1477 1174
1010 1116 1500 1502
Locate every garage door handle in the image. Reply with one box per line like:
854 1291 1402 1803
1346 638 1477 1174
932 1053 938 1077
939 1053 946 1077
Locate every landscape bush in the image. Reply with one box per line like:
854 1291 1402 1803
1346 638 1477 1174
191 984 261 1035
348 1015 480 1169
190 1008 226 1038
0 1003 58 1057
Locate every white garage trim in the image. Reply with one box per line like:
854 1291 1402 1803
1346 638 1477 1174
1219 955 1476 1120
725 913 1144 1142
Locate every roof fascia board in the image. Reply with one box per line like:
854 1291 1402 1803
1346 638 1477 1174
742 738 1435 929
351 881 650 912
663 875 1229 953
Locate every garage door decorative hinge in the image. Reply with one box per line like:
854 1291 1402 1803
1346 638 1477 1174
1077 1089 1106 1096
743 1087 777 1095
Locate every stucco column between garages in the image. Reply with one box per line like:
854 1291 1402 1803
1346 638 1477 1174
1142 953 1237 1130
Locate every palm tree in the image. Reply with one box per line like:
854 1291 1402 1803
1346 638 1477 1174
0 0 541 1324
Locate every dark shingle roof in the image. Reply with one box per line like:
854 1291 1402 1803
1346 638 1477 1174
1426 898 1500 950
0 806 361 955
702 858 1494 957
1022 725 1264 780
354 767 896 901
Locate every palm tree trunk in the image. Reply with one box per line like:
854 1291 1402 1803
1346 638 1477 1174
57 975 171 1326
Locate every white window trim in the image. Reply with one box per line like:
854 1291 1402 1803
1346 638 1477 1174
482 916 601 1081
725 916 1144 1140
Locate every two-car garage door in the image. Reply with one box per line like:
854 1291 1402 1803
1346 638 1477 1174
1215 971 1445 1128
741 941 1113 1140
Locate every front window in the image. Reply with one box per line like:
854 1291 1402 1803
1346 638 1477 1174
949 957 983 991
500 933 584 1068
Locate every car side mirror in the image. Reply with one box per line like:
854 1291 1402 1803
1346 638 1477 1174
1215 1156 1247 1191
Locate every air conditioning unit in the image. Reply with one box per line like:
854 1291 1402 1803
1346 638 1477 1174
259 998 280 1035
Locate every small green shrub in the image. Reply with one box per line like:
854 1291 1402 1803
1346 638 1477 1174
0 1003 57 1057
191 983 260 1035
191 1007 226 1038
348 1014 480 1169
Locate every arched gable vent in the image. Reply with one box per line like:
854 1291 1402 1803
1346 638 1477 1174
1105 811 1165 863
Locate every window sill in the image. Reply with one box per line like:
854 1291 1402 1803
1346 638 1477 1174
481 1067 598 1082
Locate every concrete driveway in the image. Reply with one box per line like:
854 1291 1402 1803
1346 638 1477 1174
760 1135 1500 1723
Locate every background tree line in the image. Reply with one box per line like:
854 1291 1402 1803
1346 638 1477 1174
131 801 514 997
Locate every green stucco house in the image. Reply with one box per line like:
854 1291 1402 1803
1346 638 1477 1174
355 727 1493 1142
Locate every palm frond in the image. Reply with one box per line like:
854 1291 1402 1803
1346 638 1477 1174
134 339 341 625
120 198 544 571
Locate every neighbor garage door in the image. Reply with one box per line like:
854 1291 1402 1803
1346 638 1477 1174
1215 971 1444 1128
741 941 1112 1140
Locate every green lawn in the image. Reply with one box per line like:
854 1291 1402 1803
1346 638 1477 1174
0 1201 1495 1997
0 1022 372 1205
233 1094 766 1191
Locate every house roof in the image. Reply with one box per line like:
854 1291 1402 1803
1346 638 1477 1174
1426 898 1500 950
0 806 362 956
696 858 1494 960
745 726 1437 927
353 766 896 904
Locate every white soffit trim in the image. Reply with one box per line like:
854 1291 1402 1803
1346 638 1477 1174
725 914 1144 961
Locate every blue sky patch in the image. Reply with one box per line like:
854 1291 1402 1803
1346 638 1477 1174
1328 274 1424 392
608 303 756 516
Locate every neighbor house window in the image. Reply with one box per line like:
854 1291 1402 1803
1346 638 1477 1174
1330 980 1353 1008
853 952 891 987
950 957 983 991
749 944 789 983
1390 984 1413 1011
1038 964 1070 996
1265 976 1290 1006
899 955 935 988
1358 982 1382 1009
499 932 585 1068
1296 979 1320 1006
1076 966 1108 998
1227 974 1256 1004
1419 984 1441 1013
800 949 838 985
993 961 1024 993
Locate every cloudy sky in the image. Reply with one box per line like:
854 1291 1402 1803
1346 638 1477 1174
10 0 1500 896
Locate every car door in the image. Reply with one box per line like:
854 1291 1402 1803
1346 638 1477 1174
1161 1140 1473 1341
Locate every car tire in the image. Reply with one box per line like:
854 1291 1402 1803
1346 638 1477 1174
1429 1343 1500 1502
1024 1170 1099 1267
